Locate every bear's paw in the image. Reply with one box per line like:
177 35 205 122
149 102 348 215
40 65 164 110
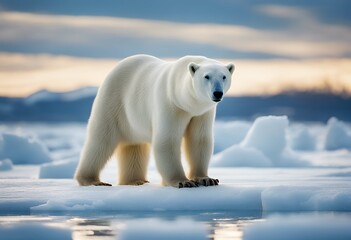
192 177 219 187
93 181 112 186
129 180 149 186
178 180 199 188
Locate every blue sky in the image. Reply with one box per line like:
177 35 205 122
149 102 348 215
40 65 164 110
0 0 350 96
1 0 350 59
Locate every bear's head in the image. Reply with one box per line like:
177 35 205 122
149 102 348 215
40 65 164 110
188 61 234 103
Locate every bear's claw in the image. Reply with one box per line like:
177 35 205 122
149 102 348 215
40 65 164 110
194 177 219 187
93 181 112 186
178 180 199 188
132 180 149 186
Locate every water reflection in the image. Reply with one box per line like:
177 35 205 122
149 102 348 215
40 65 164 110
71 218 115 240
209 219 265 240
68 212 262 240
0 212 263 240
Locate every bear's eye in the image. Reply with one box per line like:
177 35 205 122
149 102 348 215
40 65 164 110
204 75 210 80
223 76 226 80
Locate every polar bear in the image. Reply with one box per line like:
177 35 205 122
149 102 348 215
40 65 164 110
75 55 234 188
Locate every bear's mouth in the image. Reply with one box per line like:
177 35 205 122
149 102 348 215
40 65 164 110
212 98 222 102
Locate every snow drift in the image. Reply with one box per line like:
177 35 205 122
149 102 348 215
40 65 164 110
214 121 251 153
39 157 78 179
25 87 97 105
212 146 272 167
212 116 308 167
290 127 316 151
241 116 288 158
324 117 351 150
0 133 52 164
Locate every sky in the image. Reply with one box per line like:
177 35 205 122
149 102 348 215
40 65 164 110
0 0 351 97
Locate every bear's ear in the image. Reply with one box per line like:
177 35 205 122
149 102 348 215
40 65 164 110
226 63 235 74
188 62 200 76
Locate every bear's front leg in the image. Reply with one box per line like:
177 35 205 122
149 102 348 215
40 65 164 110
154 136 199 188
184 110 219 187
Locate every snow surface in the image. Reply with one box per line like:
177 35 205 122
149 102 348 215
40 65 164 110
0 132 52 164
261 186 351 211
244 214 351 240
1 168 350 214
119 218 207 240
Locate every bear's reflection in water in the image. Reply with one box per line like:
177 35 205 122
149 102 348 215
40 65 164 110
72 218 115 240
70 212 261 240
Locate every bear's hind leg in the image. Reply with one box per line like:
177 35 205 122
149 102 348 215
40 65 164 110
75 123 119 186
116 143 150 185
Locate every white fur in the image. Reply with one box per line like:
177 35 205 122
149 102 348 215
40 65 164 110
75 55 234 187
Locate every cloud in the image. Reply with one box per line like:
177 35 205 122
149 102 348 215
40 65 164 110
0 53 115 96
257 5 351 47
257 5 310 20
0 10 351 58
1 53 351 97
233 58 351 96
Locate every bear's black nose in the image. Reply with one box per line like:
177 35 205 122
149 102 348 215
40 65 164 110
213 91 223 101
